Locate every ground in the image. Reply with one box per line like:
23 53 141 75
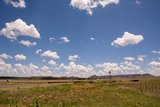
0 77 160 107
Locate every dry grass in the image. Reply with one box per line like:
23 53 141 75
0 77 160 107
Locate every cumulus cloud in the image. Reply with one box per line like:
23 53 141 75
68 55 79 61
70 0 120 15
152 51 160 55
137 55 146 62
148 61 160 68
96 61 142 75
90 37 95 40
120 61 141 73
48 60 57 66
41 66 49 71
0 59 96 77
148 61 160 76
28 63 39 69
19 40 37 47
14 63 27 75
14 63 46 76
0 58 158 77
0 60 13 76
0 53 13 59
49 37 55 42
59 36 70 43
60 62 95 77
111 32 144 47
15 54 26 61
4 0 26 8
36 49 42 54
135 0 141 5
124 57 135 61
41 50 60 59
0 59 95 77
0 19 40 40
138 57 144 62
96 63 120 74
0 59 57 76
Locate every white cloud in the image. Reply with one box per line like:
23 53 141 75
41 50 60 59
70 0 120 15
138 57 143 62
49 37 55 42
137 55 146 62
60 62 95 77
41 66 49 71
90 37 95 40
135 0 141 5
0 53 13 59
152 51 160 55
15 54 26 61
68 55 79 61
0 60 57 76
0 59 93 77
36 49 42 54
96 63 120 74
14 63 54 76
19 40 37 47
59 36 70 43
0 58 158 77
148 61 160 76
111 32 144 47
120 61 141 73
29 63 39 69
138 55 147 58
124 57 135 61
96 63 119 69
96 61 142 75
14 63 27 74
0 60 13 76
14 63 52 76
0 19 40 40
48 60 57 66
148 61 160 68
4 0 26 8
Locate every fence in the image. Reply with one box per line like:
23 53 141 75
108 83 160 97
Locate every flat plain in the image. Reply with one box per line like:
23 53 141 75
0 77 160 107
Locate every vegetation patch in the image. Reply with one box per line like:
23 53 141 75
0 79 160 107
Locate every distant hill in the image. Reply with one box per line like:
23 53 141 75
0 73 155 80
88 73 154 79
0 76 86 80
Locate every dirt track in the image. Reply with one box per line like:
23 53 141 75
0 81 73 90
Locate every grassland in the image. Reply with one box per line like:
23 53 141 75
0 77 160 107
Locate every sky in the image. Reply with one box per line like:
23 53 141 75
0 0 160 77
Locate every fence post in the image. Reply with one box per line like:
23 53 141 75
152 85 154 94
146 84 148 92
155 85 158 96
140 84 142 92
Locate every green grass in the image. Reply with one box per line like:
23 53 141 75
0 81 160 107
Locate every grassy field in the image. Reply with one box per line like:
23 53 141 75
0 77 160 107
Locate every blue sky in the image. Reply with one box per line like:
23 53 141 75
0 0 160 77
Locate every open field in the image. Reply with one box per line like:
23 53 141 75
0 80 75 90
0 77 160 107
